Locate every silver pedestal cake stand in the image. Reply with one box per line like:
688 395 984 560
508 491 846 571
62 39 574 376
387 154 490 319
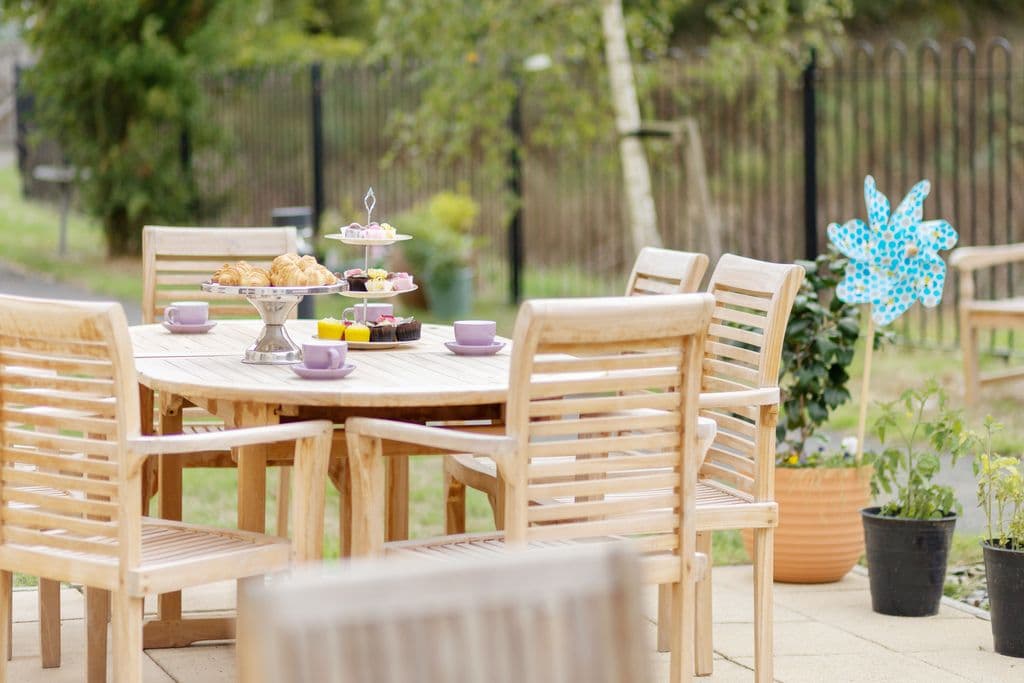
201 281 346 364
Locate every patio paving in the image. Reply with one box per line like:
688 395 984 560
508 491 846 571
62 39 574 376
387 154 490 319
7 566 1018 682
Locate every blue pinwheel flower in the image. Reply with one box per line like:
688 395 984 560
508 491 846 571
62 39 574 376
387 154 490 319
827 176 958 326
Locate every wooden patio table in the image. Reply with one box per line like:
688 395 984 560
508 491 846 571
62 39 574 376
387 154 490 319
129 319 510 649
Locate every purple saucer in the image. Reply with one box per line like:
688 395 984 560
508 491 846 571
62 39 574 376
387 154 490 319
162 321 217 334
290 362 356 380
444 341 505 356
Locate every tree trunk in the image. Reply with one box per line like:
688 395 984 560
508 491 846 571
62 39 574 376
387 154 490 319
601 0 662 254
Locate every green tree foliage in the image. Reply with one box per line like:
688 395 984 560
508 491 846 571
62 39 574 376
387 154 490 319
5 1 233 255
374 1 849 191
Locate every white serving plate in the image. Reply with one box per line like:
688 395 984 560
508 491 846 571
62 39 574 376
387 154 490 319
324 233 413 247
337 285 417 299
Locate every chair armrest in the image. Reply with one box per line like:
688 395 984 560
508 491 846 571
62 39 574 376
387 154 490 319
128 420 334 456
344 417 516 460
949 243 1024 272
699 388 779 410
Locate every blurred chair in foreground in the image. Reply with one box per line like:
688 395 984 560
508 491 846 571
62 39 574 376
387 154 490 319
242 544 649 683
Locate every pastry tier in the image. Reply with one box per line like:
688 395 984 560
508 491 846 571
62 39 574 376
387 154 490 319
269 253 338 287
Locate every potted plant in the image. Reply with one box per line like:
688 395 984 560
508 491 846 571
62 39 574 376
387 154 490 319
741 248 874 583
395 191 481 319
862 380 968 616
973 417 1024 657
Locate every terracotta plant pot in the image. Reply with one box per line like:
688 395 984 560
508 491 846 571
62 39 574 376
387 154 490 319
742 465 872 583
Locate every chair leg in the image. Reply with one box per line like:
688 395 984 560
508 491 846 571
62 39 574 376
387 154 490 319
39 578 61 668
962 320 980 407
111 591 142 683
85 588 110 683
695 531 713 675
0 570 11 674
657 584 671 653
668 579 695 683
443 469 467 534
753 527 774 683
276 466 291 537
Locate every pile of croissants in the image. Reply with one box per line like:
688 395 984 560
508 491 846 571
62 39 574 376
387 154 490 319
212 254 338 287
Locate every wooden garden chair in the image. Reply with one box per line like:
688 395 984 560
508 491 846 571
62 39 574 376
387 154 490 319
0 294 332 682
948 243 1024 406
442 245 709 531
625 246 709 295
345 293 715 683
437 254 803 682
241 544 649 683
141 225 299 536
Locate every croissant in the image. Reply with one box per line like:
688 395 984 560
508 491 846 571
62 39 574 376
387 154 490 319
239 268 271 286
269 253 337 286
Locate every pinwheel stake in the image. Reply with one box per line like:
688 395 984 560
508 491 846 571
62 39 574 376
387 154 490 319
828 176 958 462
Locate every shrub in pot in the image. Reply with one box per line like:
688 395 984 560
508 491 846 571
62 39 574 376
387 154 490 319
863 381 968 617
741 248 874 583
974 418 1024 657
394 192 482 319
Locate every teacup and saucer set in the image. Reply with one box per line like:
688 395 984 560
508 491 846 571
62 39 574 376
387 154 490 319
444 320 505 356
162 301 217 334
291 339 356 379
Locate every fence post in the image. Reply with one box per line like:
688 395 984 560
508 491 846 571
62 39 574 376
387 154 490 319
310 62 325 239
802 48 819 261
507 87 524 304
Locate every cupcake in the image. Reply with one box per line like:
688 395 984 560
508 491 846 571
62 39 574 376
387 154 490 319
344 268 368 291
396 317 421 341
343 222 364 238
366 277 394 293
380 222 397 239
390 272 415 291
365 222 386 240
369 321 397 342
367 268 389 280
345 322 370 343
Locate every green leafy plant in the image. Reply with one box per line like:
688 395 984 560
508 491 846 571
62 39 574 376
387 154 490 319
974 417 1024 549
872 380 969 520
395 191 482 290
776 247 862 460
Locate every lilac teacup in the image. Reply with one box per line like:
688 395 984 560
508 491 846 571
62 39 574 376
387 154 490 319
164 301 208 326
342 303 393 324
454 320 497 346
302 339 347 369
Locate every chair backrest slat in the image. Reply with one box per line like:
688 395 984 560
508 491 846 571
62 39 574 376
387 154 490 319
502 294 713 551
142 225 298 323
244 545 650 683
625 247 709 296
700 254 804 496
0 295 139 565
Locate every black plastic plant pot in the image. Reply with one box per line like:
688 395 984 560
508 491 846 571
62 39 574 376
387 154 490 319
983 542 1024 657
861 507 956 617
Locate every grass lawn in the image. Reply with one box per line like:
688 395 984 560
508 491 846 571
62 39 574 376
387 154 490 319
3 161 1017 571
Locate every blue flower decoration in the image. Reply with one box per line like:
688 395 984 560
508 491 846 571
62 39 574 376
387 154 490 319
827 176 957 326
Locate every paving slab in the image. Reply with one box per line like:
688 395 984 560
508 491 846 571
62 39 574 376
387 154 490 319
8 621 172 683
911 648 1024 683
736 652 970 683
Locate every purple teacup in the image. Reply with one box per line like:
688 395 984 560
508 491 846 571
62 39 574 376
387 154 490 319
164 301 208 326
302 340 347 369
454 320 497 346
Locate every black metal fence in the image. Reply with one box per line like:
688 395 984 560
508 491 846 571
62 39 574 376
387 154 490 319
17 37 1024 349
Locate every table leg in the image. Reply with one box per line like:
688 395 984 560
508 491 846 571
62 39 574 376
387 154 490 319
385 454 409 542
235 404 274 534
157 395 183 627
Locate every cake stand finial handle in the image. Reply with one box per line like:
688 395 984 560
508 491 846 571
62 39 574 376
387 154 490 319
364 187 376 225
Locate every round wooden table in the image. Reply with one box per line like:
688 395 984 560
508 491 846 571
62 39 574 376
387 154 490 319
130 319 511 648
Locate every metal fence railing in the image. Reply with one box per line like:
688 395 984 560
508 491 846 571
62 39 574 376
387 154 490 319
16 37 1024 350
